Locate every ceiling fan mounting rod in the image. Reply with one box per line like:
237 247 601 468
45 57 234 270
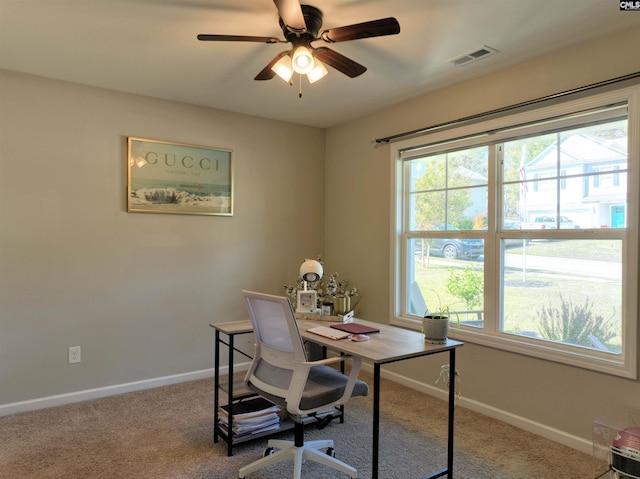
290 36 311 49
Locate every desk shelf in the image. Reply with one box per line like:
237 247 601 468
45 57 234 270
216 408 337 447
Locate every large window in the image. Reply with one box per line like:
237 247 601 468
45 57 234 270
392 87 638 378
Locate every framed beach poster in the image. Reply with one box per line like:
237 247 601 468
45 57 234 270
127 137 233 216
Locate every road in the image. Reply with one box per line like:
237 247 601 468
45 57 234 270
504 253 620 280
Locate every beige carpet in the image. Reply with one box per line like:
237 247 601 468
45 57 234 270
0 371 593 479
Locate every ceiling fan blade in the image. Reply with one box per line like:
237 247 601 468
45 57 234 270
320 17 400 43
254 51 290 81
313 47 366 78
197 34 281 43
273 0 306 34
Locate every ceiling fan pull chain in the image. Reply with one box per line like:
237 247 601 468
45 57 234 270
299 75 303 99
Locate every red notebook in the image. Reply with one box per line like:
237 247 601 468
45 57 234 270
330 323 380 335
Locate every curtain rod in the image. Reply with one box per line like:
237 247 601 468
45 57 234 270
373 71 640 146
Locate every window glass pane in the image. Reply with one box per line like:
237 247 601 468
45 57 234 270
558 120 627 172
502 134 555 223
407 156 446 192
584 168 628 228
501 239 622 352
447 147 489 188
407 146 488 231
409 237 485 327
502 183 524 228
409 191 446 230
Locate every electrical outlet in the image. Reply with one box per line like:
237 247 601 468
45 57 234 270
68 346 81 364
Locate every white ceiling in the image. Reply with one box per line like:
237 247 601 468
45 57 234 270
1 0 639 128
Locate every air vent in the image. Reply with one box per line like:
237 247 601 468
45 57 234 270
447 45 499 66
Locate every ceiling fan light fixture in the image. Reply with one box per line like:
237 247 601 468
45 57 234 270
291 46 315 74
307 60 328 84
271 54 294 82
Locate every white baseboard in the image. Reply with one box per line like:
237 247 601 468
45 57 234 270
0 368 218 417
363 363 593 455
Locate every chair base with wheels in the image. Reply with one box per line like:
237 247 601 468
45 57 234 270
238 421 356 479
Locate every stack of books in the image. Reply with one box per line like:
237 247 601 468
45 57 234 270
218 397 282 438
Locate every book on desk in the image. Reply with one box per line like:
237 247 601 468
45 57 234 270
307 325 352 340
330 322 380 335
308 322 381 340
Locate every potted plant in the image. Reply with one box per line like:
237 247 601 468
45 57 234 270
422 291 459 344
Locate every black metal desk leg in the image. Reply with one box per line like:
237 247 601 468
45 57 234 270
213 330 220 444
422 349 456 479
227 334 234 457
447 348 456 478
372 363 381 479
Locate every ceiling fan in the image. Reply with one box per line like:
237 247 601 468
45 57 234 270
197 0 400 84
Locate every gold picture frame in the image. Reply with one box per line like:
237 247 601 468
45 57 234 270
127 137 233 216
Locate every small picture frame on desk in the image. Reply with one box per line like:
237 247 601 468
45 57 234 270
297 290 319 314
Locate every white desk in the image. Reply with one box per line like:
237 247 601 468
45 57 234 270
211 317 463 479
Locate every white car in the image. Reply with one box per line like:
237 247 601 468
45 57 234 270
523 215 579 229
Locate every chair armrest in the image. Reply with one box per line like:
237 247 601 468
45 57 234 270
302 355 354 367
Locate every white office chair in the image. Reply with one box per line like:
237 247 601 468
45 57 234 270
238 290 369 479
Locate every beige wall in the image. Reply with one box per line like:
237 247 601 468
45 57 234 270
325 26 640 447
0 70 325 404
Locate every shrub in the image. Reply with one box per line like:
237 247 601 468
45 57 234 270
536 294 617 347
446 267 483 311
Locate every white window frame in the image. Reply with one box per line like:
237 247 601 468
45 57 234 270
390 86 639 378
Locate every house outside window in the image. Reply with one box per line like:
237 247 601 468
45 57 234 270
391 87 639 378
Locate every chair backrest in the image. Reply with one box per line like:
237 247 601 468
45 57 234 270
242 290 307 404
